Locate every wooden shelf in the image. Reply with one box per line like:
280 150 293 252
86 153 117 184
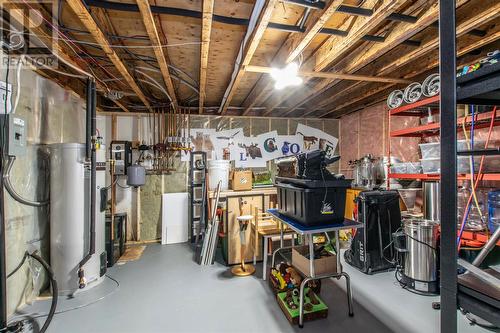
389 110 500 137
389 173 500 181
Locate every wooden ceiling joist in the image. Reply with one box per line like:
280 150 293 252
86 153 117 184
293 0 447 117
4 0 497 117
244 65 410 83
3 0 130 112
199 0 215 114
218 0 279 115
375 0 500 74
261 0 405 116
65 0 150 109
136 0 178 110
286 0 345 63
314 0 407 72
320 27 500 118
287 0 471 117
241 0 345 115
307 0 500 118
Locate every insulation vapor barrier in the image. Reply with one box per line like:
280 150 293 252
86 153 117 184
1 62 85 316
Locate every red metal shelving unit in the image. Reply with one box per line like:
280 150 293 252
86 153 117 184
390 110 500 138
386 95 500 185
389 95 440 116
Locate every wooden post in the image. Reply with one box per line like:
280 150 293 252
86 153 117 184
111 115 117 241
254 205 258 265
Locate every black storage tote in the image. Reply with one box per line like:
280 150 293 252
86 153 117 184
276 180 350 226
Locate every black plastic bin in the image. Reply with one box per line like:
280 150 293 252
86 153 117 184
105 213 127 267
276 180 351 226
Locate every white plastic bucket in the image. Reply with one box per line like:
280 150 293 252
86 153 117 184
207 160 230 190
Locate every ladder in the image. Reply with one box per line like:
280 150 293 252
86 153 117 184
189 151 207 245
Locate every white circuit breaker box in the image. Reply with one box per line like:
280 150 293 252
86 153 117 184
0 114 27 156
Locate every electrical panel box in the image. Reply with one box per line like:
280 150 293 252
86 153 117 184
110 141 132 175
0 114 27 156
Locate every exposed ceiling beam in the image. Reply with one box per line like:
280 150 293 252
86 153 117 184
314 0 407 72
244 65 411 83
218 0 279 115
304 0 499 117
261 0 403 116
199 0 215 114
241 0 346 115
111 100 130 113
65 0 150 109
136 0 178 110
320 28 500 118
287 0 471 117
375 0 500 74
286 0 344 63
2 0 130 112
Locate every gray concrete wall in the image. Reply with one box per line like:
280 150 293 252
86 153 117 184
1 57 85 315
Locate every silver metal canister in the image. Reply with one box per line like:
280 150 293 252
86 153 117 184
423 181 440 221
127 164 146 187
403 219 440 282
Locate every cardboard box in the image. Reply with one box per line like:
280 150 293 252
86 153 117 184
231 170 253 191
292 246 337 277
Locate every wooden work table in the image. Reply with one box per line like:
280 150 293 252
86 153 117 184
208 186 277 266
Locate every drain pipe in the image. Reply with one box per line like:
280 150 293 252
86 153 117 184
298 0 319 29
218 0 266 113
298 8 310 29
78 78 97 289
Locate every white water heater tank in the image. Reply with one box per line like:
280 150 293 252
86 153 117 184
50 143 107 295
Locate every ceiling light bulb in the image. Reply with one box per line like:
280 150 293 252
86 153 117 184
271 62 302 90
285 62 299 75
274 81 286 90
270 67 281 80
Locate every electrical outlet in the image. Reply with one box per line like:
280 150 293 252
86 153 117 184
0 80 13 114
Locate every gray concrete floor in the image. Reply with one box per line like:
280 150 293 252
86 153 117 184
333 251 490 333
19 243 392 333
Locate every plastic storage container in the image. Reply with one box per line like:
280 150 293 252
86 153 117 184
421 157 474 174
481 156 500 173
390 162 422 174
276 180 350 226
420 158 440 174
419 142 440 159
391 163 407 173
419 140 484 159
406 162 422 174
488 189 500 233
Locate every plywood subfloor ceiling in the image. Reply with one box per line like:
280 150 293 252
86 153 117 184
6 0 500 118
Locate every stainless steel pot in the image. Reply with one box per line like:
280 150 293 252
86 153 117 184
403 219 440 282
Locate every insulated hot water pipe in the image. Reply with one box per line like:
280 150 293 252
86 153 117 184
78 78 97 289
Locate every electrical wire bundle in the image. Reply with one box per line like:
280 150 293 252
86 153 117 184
3 252 58 333
0 52 56 333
